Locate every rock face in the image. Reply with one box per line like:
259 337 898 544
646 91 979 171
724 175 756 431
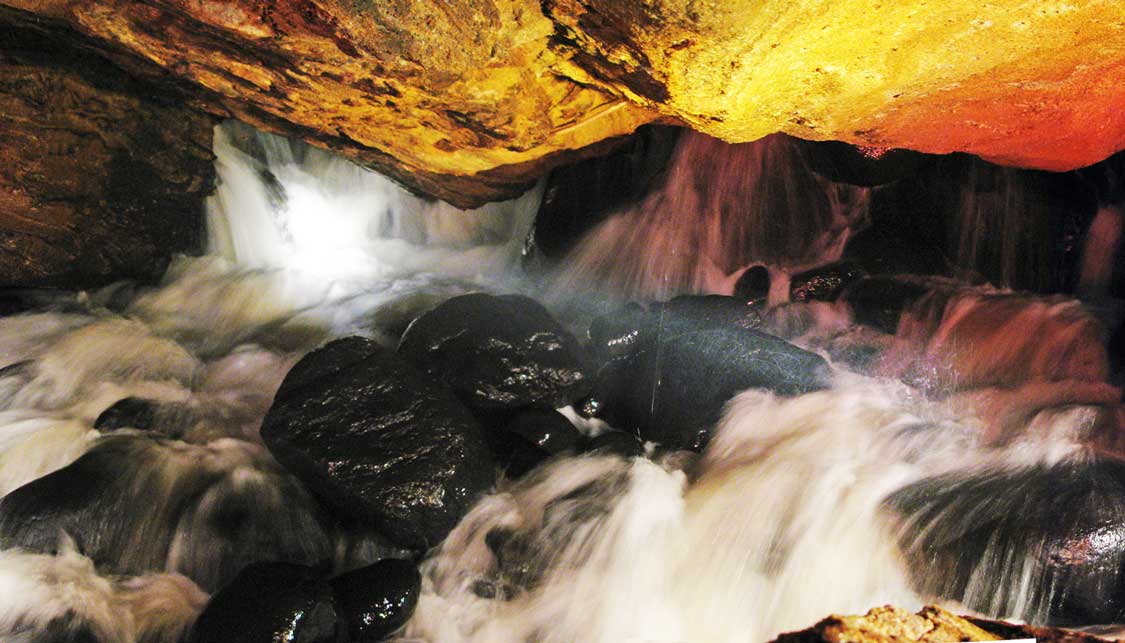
769 605 1118 643
2 1 1122 208
0 7 213 288
261 337 495 550
544 0 1125 172
397 294 592 413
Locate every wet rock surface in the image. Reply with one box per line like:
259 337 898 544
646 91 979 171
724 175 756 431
888 459 1125 625
398 294 592 413
789 262 866 303
331 558 421 642
262 336 495 550
189 562 341 643
585 296 831 450
494 408 584 478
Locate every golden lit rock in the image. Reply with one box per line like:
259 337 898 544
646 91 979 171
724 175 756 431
545 0 1125 171
3 0 1124 205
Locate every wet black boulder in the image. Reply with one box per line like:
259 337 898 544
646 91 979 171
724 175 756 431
261 336 495 550
789 262 866 303
586 297 831 450
888 459 1125 626
493 408 583 477
189 562 342 643
331 558 421 641
397 293 592 412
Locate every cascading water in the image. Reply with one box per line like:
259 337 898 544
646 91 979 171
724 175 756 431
0 121 1121 643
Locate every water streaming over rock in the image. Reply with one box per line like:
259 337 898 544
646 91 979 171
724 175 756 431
0 121 1121 643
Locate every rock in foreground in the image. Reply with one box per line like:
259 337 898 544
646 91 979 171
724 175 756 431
189 562 341 643
769 605 1116 643
261 337 495 550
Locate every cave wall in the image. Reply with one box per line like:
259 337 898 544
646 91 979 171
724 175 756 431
1 1 1122 208
0 8 215 289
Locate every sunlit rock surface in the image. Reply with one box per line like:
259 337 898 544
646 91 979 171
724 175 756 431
4 0 1123 206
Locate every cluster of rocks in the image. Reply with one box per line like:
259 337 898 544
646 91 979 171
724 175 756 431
259 290 834 554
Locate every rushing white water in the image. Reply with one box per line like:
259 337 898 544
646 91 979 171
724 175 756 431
0 121 1121 642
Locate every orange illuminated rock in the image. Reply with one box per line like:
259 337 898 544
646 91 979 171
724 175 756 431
2 0 1124 205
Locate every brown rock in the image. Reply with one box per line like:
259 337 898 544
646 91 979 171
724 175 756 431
771 606 1000 643
3 1 1123 208
772 606 1121 643
0 7 214 289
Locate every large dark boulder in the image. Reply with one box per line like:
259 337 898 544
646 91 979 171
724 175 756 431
261 337 495 550
331 559 421 642
888 458 1125 626
397 294 592 412
493 408 584 478
585 297 832 450
189 562 342 643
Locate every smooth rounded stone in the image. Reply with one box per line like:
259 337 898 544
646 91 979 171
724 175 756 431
733 265 771 302
588 302 648 361
659 295 764 331
494 408 584 478
841 277 930 334
788 262 866 303
261 336 495 550
587 301 831 450
331 558 420 641
584 431 646 459
189 562 342 643
397 293 592 412
888 459 1125 626
504 408 582 454
94 397 156 431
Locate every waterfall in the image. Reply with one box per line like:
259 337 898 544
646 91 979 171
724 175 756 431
0 121 1121 643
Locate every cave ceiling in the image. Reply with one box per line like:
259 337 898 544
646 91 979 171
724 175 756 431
4 0 1125 207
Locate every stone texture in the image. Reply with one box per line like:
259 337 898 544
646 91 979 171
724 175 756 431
585 297 830 450
544 0 1125 172
1 1 655 208
0 7 214 288
331 558 421 642
397 294 592 413
2 1 1123 209
261 337 495 550
769 606 1117 643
